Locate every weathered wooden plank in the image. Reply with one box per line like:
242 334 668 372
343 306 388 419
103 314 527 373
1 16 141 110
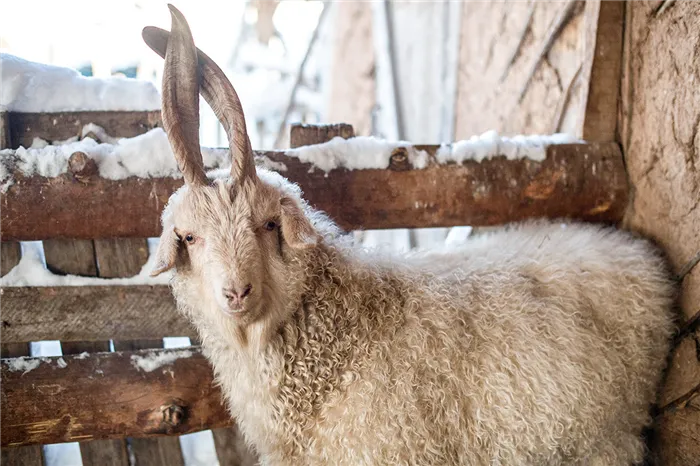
579 0 625 142
8 110 161 149
0 142 629 240
113 340 185 466
212 426 259 466
0 343 44 466
1 242 21 277
43 239 98 276
94 238 149 278
289 123 354 148
0 286 193 343
0 347 231 447
44 231 130 465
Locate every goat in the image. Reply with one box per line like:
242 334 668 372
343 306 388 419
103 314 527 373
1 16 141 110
143 6 677 465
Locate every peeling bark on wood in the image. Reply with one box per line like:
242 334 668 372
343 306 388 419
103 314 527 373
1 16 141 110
0 143 629 240
0 348 231 447
7 111 161 149
1 286 193 343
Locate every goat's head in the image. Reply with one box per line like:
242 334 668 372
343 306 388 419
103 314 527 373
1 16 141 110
143 5 321 331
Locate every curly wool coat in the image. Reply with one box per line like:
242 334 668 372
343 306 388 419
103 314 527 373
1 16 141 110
164 172 676 466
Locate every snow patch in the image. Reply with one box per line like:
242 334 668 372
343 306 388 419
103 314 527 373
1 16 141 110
285 136 429 173
1 53 160 112
5 357 41 374
74 352 90 360
436 131 580 164
56 357 67 368
130 349 194 373
0 126 288 192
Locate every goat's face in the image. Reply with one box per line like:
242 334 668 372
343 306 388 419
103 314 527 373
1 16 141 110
152 170 319 328
143 6 321 336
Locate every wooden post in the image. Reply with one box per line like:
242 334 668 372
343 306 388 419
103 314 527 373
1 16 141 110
105 240 185 466
0 123 33 466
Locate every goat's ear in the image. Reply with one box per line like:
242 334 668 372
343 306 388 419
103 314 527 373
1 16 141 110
151 225 180 276
280 197 318 249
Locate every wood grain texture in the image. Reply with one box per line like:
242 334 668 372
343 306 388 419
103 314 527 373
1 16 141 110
45 230 130 465
212 426 259 466
112 340 185 466
1 347 231 447
579 0 624 142
8 111 161 149
43 239 98 276
1 241 21 277
0 143 629 241
0 343 44 466
619 2 700 464
1 286 193 343
289 123 354 148
94 238 149 278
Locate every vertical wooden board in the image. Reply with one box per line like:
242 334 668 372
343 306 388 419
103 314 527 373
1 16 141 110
453 2 586 138
113 339 185 466
94 238 149 277
212 427 259 466
44 239 130 465
327 1 376 136
99 236 186 466
1 241 21 276
127 438 185 466
578 0 624 142
0 343 44 466
43 239 98 276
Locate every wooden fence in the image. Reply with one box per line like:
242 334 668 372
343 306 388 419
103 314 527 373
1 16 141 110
0 108 628 465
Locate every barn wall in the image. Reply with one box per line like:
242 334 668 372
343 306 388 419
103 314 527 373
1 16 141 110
454 1 586 139
327 2 375 136
620 2 700 464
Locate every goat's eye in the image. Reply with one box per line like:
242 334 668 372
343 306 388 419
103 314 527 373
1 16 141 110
264 221 277 231
184 234 196 244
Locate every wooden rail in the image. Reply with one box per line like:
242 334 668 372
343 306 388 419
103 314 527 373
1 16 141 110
0 286 192 343
0 142 628 241
1 347 230 448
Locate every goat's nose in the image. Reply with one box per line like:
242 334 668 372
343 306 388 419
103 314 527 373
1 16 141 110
223 284 253 306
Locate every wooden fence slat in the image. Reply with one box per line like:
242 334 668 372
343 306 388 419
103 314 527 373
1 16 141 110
212 427 259 466
0 343 45 466
8 110 161 149
1 347 232 447
43 239 98 276
44 237 131 465
1 286 193 343
0 201 28 466
100 236 185 466
579 0 625 142
0 142 629 240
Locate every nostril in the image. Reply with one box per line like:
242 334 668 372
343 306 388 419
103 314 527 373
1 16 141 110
240 284 252 299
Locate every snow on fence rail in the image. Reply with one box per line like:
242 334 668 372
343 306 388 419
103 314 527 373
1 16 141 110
0 138 628 241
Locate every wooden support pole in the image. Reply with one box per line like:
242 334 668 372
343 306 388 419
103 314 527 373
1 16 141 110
1 348 231 448
0 142 629 241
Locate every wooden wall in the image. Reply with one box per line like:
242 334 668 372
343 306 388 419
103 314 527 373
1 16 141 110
620 2 700 464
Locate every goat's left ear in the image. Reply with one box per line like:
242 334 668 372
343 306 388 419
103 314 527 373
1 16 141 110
280 197 318 249
151 225 179 276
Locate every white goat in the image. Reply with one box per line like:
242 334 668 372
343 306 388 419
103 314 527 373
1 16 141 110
143 6 677 465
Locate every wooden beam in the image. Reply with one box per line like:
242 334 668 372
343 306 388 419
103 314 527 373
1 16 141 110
0 142 629 241
579 0 625 142
0 286 194 343
1 347 231 448
8 111 161 149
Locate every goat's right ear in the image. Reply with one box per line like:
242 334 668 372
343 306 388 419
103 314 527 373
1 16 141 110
151 225 180 276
